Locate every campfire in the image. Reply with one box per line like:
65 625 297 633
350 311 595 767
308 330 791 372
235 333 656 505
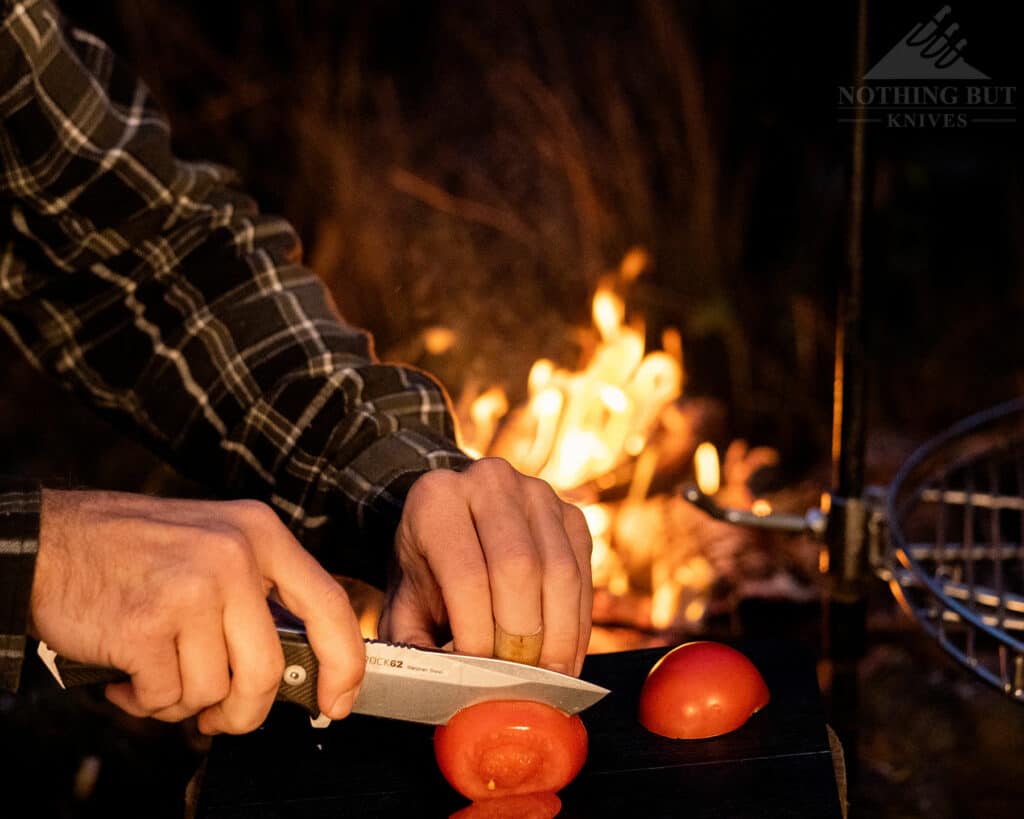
438 250 820 651
343 250 823 650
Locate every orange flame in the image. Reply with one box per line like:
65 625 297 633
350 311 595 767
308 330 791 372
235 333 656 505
423 326 457 355
452 249 740 633
477 267 683 492
462 386 509 459
592 287 625 341
694 442 721 495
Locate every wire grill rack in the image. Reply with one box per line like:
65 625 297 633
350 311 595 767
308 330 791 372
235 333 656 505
884 398 1024 702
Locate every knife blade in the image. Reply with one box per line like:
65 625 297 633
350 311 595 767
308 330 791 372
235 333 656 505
37 604 609 727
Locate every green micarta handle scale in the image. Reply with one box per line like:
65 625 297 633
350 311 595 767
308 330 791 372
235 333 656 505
52 628 322 717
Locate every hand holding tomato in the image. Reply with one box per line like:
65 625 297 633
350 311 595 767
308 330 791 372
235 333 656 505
379 458 593 676
638 641 770 739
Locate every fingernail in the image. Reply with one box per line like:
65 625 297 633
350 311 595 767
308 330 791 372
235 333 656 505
328 688 358 719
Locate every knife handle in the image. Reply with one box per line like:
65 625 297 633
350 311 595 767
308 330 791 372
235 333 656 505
275 630 320 716
51 630 322 718
53 656 129 688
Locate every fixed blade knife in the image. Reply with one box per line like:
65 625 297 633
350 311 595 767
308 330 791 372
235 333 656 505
37 605 609 727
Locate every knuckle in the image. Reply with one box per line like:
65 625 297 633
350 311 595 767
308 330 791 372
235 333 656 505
526 476 560 504
320 583 354 620
203 678 231 709
472 458 520 492
548 552 583 589
232 500 286 534
174 573 215 610
408 469 458 503
249 645 286 696
184 668 232 710
563 501 588 530
563 504 593 554
204 529 255 575
495 545 542 582
150 707 188 724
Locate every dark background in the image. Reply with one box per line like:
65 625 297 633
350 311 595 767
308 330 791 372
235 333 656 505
1 2 1022 817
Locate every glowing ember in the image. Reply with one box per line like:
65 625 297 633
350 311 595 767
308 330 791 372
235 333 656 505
694 442 721 495
462 386 509 459
751 499 773 517
581 503 611 537
683 599 706 623
651 582 680 629
619 247 649 282
423 325 457 355
593 288 626 341
529 359 556 393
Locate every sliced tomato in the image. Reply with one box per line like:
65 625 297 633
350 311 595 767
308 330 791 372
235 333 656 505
638 641 770 739
448 792 562 819
434 700 587 801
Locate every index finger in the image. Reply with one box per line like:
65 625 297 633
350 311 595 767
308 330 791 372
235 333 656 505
261 538 366 720
225 503 367 719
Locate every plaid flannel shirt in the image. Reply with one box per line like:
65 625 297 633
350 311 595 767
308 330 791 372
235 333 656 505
0 0 471 692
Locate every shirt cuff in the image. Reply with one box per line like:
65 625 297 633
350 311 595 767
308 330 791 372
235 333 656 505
0 478 42 693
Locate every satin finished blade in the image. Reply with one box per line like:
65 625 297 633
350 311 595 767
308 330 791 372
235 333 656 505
42 600 611 728
354 641 610 725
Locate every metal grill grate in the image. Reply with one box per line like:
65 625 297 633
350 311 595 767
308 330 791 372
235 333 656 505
885 398 1024 702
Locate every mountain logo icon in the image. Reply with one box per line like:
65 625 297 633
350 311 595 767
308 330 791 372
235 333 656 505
865 6 989 80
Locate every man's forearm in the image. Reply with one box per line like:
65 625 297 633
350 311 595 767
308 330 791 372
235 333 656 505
0 478 40 692
0 0 470 586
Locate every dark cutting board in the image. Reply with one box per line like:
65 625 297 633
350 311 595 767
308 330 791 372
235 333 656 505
195 640 843 818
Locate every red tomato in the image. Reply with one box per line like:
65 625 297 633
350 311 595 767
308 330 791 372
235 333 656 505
638 641 770 739
433 700 587 801
448 792 562 819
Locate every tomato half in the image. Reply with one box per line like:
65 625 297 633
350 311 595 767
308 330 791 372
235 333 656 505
434 700 587 801
448 792 562 819
638 641 770 739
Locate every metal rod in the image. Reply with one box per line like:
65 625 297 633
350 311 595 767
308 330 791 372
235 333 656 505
906 542 1024 561
892 571 1024 616
964 466 977 661
920 487 1024 511
832 0 869 506
826 1 871 789
827 0 871 595
679 485 827 535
